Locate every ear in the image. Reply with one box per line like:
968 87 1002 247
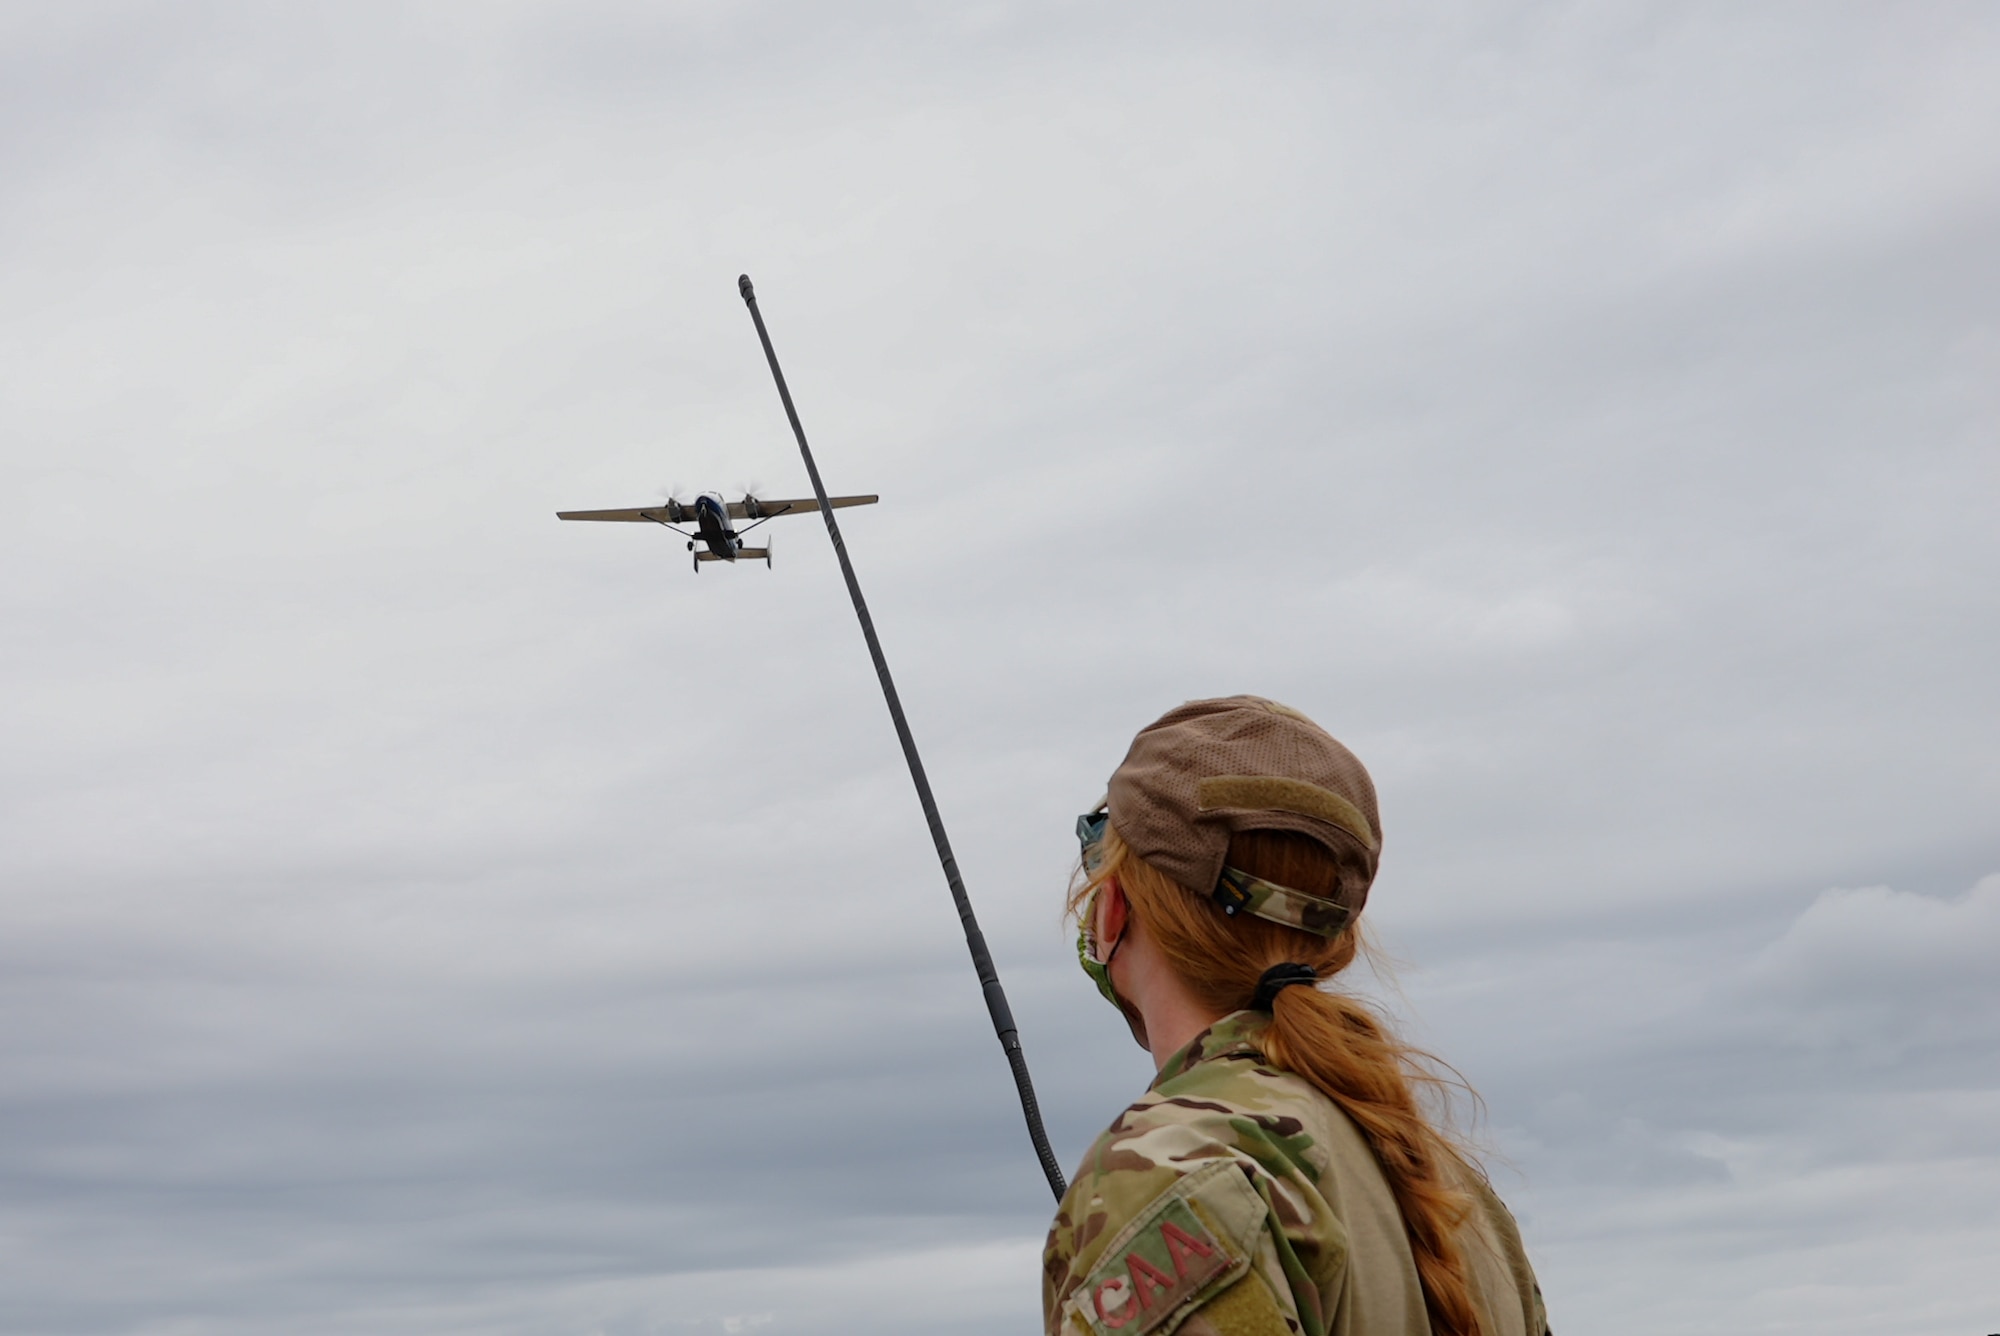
1094 876 1129 948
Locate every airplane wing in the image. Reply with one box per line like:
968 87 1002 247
726 494 878 520
556 505 688 523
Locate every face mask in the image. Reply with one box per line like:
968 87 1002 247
1076 889 1123 1008
1076 812 1148 1047
1075 812 1119 1003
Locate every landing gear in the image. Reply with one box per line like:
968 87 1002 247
692 551 700 573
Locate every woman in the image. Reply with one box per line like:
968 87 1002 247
1045 696 1550 1336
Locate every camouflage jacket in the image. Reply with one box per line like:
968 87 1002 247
1043 1012 1550 1336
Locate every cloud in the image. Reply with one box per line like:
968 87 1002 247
1 3 1996 1334
1399 874 2000 1336
1744 875 2000 1060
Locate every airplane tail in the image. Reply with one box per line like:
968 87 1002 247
692 546 771 571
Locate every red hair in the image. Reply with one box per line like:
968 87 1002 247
1071 825 1486 1336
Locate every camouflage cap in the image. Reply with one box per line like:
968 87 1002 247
1105 695 1382 922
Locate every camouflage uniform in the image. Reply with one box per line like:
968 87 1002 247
1044 1011 1551 1336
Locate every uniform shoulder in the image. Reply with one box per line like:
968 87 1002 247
1464 1173 1554 1336
1046 1082 1247 1314
1075 1054 1298 1193
1152 1050 1333 1186
1046 1158 1275 1336
1046 1059 1328 1314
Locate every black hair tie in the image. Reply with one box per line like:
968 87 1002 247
1252 962 1320 1011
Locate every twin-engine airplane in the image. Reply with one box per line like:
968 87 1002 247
557 491 878 572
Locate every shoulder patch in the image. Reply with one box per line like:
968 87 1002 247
1180 1273 1293 1336
1063 1160 1266 1336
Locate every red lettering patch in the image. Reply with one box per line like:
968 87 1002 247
1074 1195 1233 1335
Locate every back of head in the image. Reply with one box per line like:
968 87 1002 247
1079 697 1486 1336
1107 695 1382 919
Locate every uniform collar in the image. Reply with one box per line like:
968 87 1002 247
1151 1010 1270 1086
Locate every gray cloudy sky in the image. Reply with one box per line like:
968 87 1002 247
3 4 1996 1334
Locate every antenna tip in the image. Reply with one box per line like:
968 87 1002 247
738 274 755 301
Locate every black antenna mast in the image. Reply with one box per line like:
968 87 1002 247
738 274 1067 1202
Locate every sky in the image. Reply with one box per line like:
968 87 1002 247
2 3 1997 1333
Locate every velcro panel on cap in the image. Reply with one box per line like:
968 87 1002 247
1197 776 1378 852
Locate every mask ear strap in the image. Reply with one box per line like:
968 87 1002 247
1093 880 1127 966
1101 926 1125 969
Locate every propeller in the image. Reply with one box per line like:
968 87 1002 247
656 483 692 520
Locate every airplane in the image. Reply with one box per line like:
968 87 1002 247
557 490 878 572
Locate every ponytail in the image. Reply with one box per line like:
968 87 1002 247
1071 827 1485 1336
1262 982 1484 1336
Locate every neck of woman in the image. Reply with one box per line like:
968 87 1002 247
1118 922 1229 1072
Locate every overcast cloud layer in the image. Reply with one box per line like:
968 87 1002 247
3 4 1997 1334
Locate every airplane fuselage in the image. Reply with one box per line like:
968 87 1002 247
693 494 741 559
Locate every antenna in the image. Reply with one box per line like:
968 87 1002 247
738 274 1067 1203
